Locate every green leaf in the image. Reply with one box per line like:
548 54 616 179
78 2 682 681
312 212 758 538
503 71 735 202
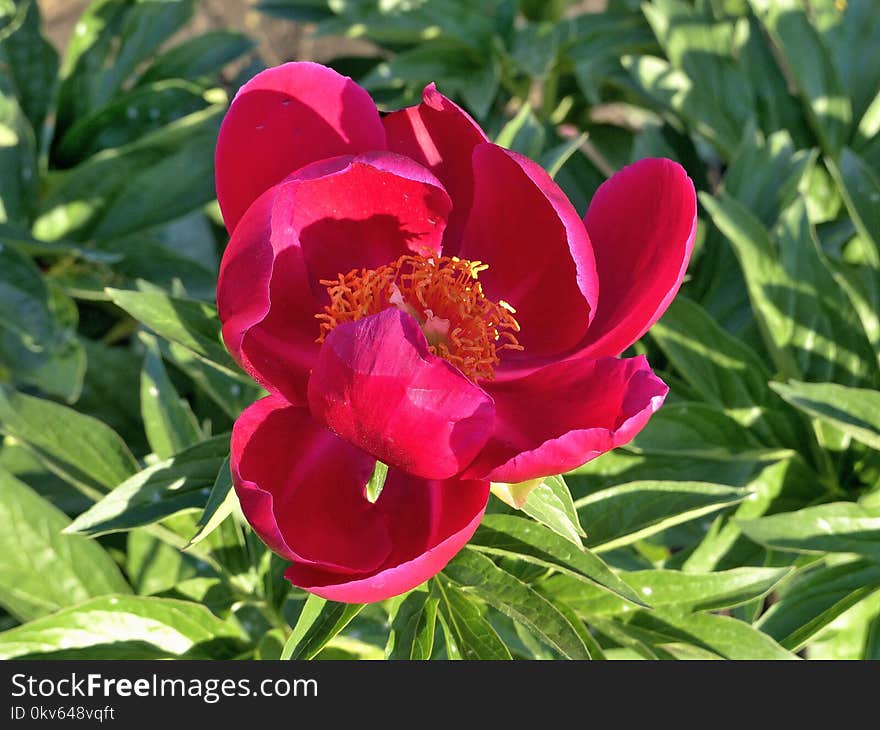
543 566 790 616
701 193 877 386
0 595 245 659
575 481 748 551
518 474 586 544
0 385 137 493
826 147 880 266
748 0 851 155
137 30 256 86
186 456 236 549
35 107 222 241
0 468 130 621
386 587 439 660
66 435 229 536
0 243 86 401
470 514 645 606
106 288 241 375
54 80 211 166
140 333 202 459
617 608 797 660
281 595 364 660
434 577 512 660
443 548 591 659
650 297 809 449
757 558 880 651
770 380 880 451
807 590 880 660
495 103 545 160
739 501 880 561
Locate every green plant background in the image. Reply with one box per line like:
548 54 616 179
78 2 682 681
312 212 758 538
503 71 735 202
0 0 878 660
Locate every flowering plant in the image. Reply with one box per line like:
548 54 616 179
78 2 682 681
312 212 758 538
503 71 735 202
216 62 696 602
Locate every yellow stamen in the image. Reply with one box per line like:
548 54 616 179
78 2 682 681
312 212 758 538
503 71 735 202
316 255 523 381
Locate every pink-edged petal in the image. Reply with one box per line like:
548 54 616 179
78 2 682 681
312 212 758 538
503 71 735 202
218 183 321 400
383 84 488 249
465 354 668 483
579 158 697 359
217 152 452 402
290 151 451 291
286 474 490 603
307 308 495 480
215 61 386 233
231 395 393 575
459 143 598 365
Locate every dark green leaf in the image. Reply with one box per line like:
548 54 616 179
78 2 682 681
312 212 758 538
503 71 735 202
434 577 512 660
281 594 364 660
386 588 439 660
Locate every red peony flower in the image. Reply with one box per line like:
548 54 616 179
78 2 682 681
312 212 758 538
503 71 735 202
216 62 696 603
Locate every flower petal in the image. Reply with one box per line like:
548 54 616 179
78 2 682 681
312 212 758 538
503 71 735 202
307 308 495 480
459 143 599 365
383 84 488 249
465 354 668 483
286 473 489 603
215 61 386 233
579 157 697 359
230 395 392 574
217 152 452 402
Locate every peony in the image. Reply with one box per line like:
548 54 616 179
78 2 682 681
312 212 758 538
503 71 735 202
216 62 696 603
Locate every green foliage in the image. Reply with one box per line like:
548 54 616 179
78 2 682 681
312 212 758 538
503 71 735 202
0 0 877 661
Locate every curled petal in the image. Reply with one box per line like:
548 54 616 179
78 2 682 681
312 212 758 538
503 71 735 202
217 152 452 402
459 143 599 366
307 308 495 480
465 354 668 483
231 395 489 603
215 62 386 233
383 84 488 248
579 157 697 359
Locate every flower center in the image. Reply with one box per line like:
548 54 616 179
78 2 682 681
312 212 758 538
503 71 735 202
316 255 522 381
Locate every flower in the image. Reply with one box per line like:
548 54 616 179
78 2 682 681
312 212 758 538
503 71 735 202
216 62 696 603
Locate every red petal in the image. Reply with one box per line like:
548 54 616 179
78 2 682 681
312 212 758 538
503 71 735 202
307 308 495 480
459 143 598 366
383 84 488 249
215 62 386 233
230 395 392 574
286 473 489 603
217 152 452 402
231 394 490 603
579 158 697 358
465 354 668 483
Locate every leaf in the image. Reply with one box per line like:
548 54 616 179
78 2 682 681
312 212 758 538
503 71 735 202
35 107 222 242
281 595 364 660
470 514 645 606
495 103 545 160
575 481 748 551
54 80 211 166
701 192 877 386
137 30 255 86
518 474 587 545
748 0 851 156
140 333 202 459
443 548 591 659
618 608 797 660
434 577 512 660
826 147 880 266
0 468 130 621
0 595 245 659
386 587 439 660
66 435 229 536
650 297 809 449
186 456 237 549
0 243 86 401
770 380 880 451
757 558 880 651
543 566 790 617
107 287 240 374
739 501 880 561
0 385 137 493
